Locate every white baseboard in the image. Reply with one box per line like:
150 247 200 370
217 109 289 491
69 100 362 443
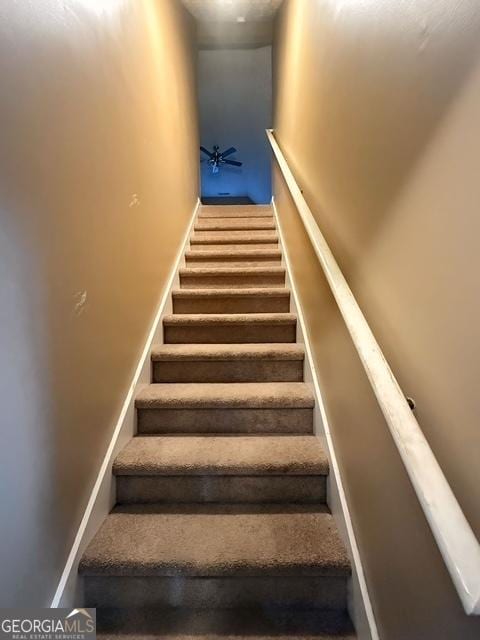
50 198 200 608
272 198 379 640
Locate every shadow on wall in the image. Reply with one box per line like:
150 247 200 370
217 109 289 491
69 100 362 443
199 46 272 204
0 213 58 607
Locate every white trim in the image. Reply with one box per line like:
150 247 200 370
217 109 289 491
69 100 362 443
50 198 200 608
272 198 379 640
268 128 480 617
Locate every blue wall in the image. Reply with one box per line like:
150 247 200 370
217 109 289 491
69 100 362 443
198 46 272 204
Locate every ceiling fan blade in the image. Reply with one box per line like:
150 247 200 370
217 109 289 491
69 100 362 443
224 159 242 167
200 146 214 158
221 147 237 158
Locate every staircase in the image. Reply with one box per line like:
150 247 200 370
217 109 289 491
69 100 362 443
79 204 355 638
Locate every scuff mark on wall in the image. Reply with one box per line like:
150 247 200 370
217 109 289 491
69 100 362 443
73 290 88 316
418 19 431 53
129 193 140 208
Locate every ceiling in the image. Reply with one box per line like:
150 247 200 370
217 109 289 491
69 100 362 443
180 0 284 47
181 0 284 23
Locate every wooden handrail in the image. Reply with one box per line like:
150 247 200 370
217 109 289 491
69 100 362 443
267 128 480 616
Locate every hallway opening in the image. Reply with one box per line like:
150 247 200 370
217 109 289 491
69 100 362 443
184 0 277 204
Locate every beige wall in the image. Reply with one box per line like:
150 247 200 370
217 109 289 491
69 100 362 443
273 1 480 638
0 0 198 606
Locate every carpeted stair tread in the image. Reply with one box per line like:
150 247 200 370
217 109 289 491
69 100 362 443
187 247 281 258
151 343 304 362
179 267 286 289
79 504 351 578
185 260 282 268
173 287 289 299
191 231 278 245
135 382 314 410
192 230 278 239
163 313 297 344
164 313 296 326
151 343 304 383
114 435 328 476
180 266 285 276
172 288 290 314
95 607 356 639
192 243 279 251
199 205 272 218
185 248 282 267
195 219 276 231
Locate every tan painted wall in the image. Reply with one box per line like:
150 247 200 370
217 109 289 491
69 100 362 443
0 0 198 606
273 1 480 638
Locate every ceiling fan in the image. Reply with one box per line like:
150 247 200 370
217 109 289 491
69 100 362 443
200 145 243 174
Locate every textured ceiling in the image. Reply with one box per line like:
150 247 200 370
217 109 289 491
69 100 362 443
181 0 284 23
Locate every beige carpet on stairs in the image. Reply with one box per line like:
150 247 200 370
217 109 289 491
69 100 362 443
79 204 355 639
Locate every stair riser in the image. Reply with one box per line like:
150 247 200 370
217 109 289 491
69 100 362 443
191 241 278 249
191 243 278 251
164 323 296 344
180 275 285 290
185 259 282 268
199 209 272 219
116 475 326 504
172 295 290 314
95 608 356 638
195 221 276 231
84 575 347 609
192 234 278 241
153 359 303 383
137 407 313 435
196 215 273 221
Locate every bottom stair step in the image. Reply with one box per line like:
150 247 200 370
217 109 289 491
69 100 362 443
96 607 356 639
80 504 350 609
